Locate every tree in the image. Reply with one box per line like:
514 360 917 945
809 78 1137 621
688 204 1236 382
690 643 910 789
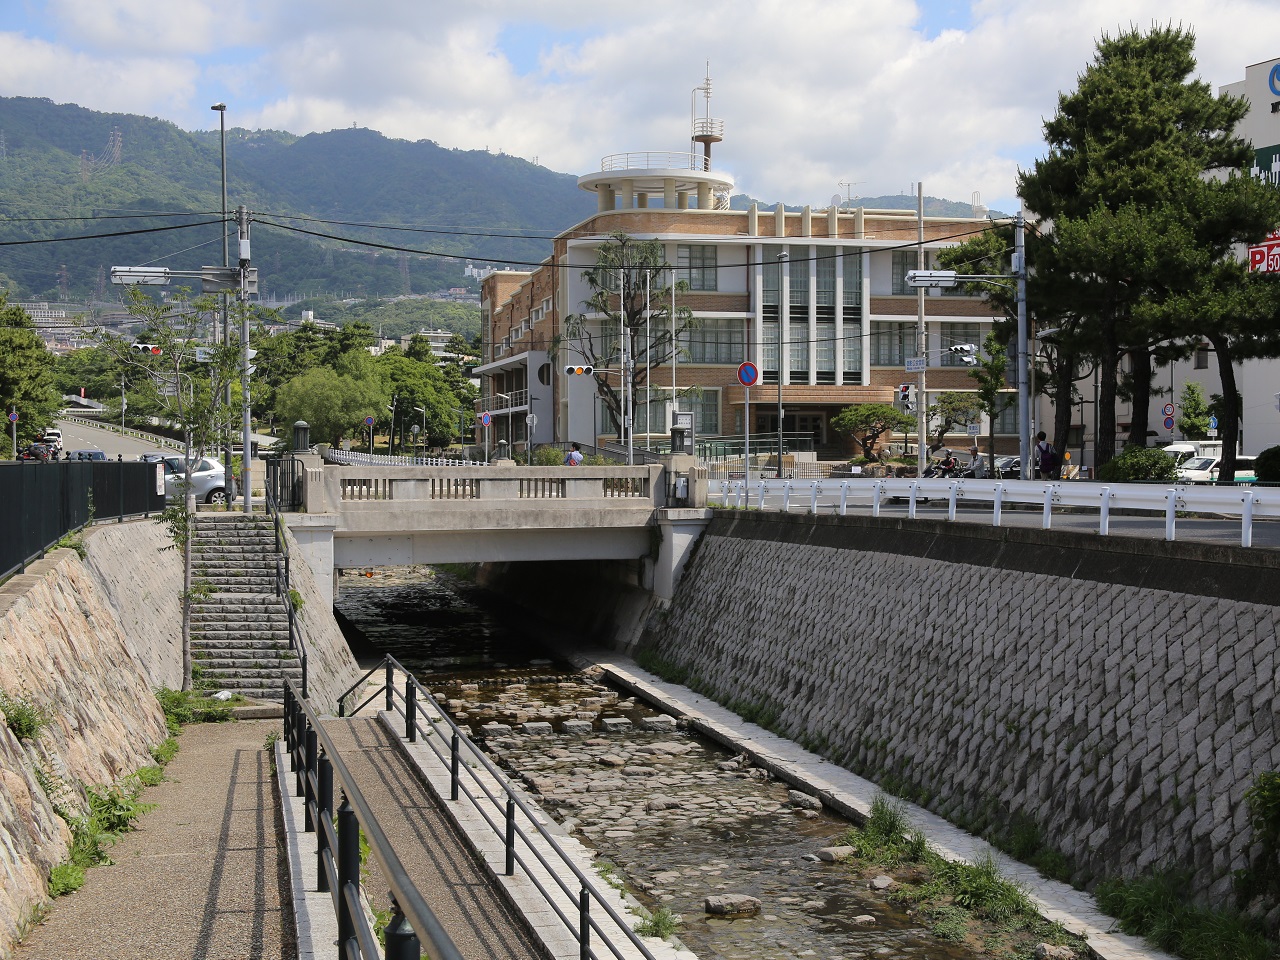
969 333 1015 477
561 233 698 435
0 298 59 447
927 392 982 452
274 367 382 446
1016 24 1272 469
1176 381 1212 440
830 403 916 461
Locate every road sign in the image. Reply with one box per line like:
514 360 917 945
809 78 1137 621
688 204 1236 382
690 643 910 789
480 412 492 427
526 414 538 428
736 361 760 387
967 422 981 436
1209 415 1219 429
1164 416 1176 430
1162 403 1175 417
364 416 375 427
7 412 16 423
905 357 926 373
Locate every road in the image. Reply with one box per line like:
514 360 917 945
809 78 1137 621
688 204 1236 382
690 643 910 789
53 418 180 461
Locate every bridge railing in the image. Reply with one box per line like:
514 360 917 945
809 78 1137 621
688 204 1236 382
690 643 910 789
339 656 662 960
284 680 465 960
709 476 1280 548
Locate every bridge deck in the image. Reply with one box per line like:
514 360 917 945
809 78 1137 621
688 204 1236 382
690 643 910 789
319 717 544 960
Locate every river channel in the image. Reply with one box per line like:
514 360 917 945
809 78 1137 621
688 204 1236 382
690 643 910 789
334 567 979 960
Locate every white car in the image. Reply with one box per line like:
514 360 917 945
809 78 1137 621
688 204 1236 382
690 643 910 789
41 429 63 453
160 455 228 504
1177 455 1256 483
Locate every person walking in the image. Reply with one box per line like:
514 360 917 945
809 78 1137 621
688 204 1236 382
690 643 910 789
564 442 583 466
968 445 987 479
1034 431 1058 480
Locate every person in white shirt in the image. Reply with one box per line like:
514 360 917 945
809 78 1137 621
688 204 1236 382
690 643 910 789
564 442 583 466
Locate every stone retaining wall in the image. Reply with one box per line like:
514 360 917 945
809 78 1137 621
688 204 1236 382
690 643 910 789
639 511 1280 908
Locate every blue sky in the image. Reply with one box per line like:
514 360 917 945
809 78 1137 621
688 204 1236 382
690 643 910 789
2 1 1278 216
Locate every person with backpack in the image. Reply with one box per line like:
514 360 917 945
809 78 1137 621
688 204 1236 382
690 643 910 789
1035 431 1058 480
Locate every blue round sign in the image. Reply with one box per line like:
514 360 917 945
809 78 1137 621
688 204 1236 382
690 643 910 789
1270 63 1280 97
480 412 492 427
6 411 16 423
736 361 760 387
1209 415 1219 429
1164 416 1176 431
364 416 374 427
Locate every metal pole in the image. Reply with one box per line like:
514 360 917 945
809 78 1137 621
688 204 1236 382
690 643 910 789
671 268 677 436
744 385 751 483
916 183 926 476
1015 211 1029 480
336 797 359 955
9 405 15 459
238 205 253 513
212 103 234 500
645 271 650 451
777 251 788 478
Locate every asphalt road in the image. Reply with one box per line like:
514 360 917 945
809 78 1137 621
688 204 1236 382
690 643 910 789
52 418 179 461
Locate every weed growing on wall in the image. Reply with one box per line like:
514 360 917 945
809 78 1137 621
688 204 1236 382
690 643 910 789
633 906 681 939
0 690 51 740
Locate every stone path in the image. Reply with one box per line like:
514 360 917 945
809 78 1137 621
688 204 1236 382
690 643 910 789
13 720 293 960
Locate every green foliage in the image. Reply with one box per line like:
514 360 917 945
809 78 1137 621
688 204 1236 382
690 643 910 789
1255 446 1280 484
842 795 929 866
533 445 567 466
86 781 155 834
927 392 983 450
830 403 917 461
47 863 85 897
1096 872 1273 960
288 588 304 613
54 529 87 559
187 578 215 604
0 690 51 740
274 366 384 446
922 903 971 942
150 736 179 765
1176 382 1212 440
0 299 61 443
155 687 234 733
633 907 681 939
937 854 1033 921
1096 444 1180 483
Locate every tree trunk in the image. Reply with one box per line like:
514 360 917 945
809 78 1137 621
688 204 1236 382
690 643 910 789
1097 323 1120 467
1127 345 1154 448
1208 332 1241 482
1052 351 1075 465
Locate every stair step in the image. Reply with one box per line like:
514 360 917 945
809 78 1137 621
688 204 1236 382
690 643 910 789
193 646 293 659
192 637 292 651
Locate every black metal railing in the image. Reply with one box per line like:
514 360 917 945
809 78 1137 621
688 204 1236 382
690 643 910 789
265 484 309 699
339 656 661 960
265 456 307 512
0 458 167 582
283 681 464 960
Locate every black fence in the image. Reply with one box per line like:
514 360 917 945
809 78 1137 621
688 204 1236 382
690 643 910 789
0 459 167 582
265 457 307 512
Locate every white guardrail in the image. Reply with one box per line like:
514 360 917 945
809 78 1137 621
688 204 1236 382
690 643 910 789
324 449 486 467
709 477 1280 548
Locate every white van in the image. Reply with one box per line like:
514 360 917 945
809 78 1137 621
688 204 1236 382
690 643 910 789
1161 440 1222 467
41 429 63 453
1177 454 1256 483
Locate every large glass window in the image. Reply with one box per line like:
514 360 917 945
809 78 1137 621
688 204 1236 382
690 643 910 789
816 250 837 307
870 321 917 366
763 245 783 306
843 321 863 382
789 253 808 308
789 321 809 383
681 318 744 364
843 249 863 315
892 250 916 295
678 245 718 291
991 396 1019 435
941 324 982 366
762 308 780 382
674 389 721 436
816 321 836 384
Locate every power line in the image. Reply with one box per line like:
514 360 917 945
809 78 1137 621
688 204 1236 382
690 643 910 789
0 219 224 247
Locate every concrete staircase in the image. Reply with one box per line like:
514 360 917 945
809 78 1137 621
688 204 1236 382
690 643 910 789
190 513 302 702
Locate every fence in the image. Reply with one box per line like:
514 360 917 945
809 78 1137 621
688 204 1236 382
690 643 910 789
709 476 1280 548
0 459 167 581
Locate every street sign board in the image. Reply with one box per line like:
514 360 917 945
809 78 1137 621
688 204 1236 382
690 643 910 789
364 416 375 427
967 422 981 436
904 357 926 373
1249 230 1280 273
7 412 16 423
1164 416 1176 430
526 414 537 428
1162 403 1175 417
736 361 760 387
480 412 492 427
1209 415 1219 429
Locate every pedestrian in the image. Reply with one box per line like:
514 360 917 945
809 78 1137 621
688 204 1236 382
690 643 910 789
968 445 987 479
1034 431 1058 480
564 442 583 466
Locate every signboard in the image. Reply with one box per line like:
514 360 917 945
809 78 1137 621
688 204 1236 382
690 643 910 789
1209 415 1219 429
1249 229 1280 273
7 412 16 423
1164 416 1176 431
967 422 981 436
1162 403 1175 417
736 361 760 387
480 412 492 427
364 416 374 427
904 357 926 373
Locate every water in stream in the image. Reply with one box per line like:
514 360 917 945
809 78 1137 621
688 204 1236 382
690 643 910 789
334 568 982 960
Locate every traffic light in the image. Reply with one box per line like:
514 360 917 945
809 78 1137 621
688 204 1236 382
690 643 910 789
949 343 978 366
898 383 915 412
564 364 594 376
132 343 162 355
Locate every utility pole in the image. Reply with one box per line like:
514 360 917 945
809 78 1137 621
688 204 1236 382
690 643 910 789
237 205 253 514
916 183 927 475
1015 210 1029 480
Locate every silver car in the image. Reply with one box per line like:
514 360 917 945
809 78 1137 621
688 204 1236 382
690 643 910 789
161 455 227 504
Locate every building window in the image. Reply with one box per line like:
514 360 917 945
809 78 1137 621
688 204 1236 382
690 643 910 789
789 253 808 308
816 321 836 383
816 250 837 307
681 318 744 364
892 250 916 295
681 390 720 436
789 321 809 383
870 322 916 366
678 245 718 291
1194 344 1210 369
991 396 1019 435
843 321 863 383
843 249 863 315
763 245 783 306
762 307 780 382
941 324 982 366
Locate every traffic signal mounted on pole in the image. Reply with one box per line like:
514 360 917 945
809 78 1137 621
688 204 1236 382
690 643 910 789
949 343 978 366
899 383 915 412
564 364 594 376
132 343 162 355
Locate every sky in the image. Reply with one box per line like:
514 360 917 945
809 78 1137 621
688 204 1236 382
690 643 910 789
2 0 1279 216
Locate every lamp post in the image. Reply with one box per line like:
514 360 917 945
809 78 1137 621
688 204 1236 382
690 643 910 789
211 103 232 495
776 250 789 478
414 406 425 456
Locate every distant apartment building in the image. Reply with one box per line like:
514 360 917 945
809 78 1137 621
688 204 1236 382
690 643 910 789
479 101 1007 458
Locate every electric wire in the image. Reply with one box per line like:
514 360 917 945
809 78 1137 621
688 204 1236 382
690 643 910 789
0 219 224 246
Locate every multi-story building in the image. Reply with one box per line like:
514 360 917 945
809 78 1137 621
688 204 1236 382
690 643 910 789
479 103 1007 461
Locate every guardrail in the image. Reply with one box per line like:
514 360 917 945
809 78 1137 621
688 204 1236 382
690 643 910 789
58 415 185 452
338 656 661 960
710 476 1280 548
265 484 309 699
323 449 484 467
283 681 464 960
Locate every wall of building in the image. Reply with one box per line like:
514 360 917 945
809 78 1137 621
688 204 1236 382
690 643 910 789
638 511 1280 908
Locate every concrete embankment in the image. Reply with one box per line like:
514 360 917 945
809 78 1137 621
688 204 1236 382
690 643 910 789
636 510 1280 914
0 516 360 958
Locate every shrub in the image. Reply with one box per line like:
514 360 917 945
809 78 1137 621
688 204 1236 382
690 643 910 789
1255 446 1280 484
150 737 179 765
0 691 51 740
1097 444 1180 483
634 906 681 939
155 687 233 733
86 782 154 834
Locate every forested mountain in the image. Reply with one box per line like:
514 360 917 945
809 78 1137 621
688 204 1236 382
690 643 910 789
0 97 594 300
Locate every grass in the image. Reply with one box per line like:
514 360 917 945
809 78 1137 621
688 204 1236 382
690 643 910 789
47 863 85 897
155 686 235 734
0 690 51 740
1095 872 1275 960
634 906 682 939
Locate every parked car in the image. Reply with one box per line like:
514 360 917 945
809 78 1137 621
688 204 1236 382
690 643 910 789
993 456 1023 479
160 455 227 504
1177 455 1256 483
19 442 54 461
68 449 108 461
41 429 63 453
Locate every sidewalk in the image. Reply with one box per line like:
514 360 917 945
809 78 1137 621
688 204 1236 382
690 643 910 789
14 720 294 960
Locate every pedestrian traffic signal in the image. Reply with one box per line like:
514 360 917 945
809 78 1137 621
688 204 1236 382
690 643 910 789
898 383 915 411
564 364 594 376
132 343 162 355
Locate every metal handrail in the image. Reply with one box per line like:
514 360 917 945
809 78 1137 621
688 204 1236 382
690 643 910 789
599 151 710 173
709 476 1280 548
284 682 464 960
265 484 309 698
323 448 485 468
339 656 662 960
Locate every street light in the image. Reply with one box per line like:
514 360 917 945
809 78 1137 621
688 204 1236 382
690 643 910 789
775 250 789 478
414 406 425 456
211 103 232 495
905 212 1029 477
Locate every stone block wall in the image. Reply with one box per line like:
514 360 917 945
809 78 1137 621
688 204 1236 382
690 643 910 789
639 511 1280 906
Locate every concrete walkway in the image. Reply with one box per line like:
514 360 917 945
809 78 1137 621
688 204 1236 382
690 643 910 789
14 720 293 960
